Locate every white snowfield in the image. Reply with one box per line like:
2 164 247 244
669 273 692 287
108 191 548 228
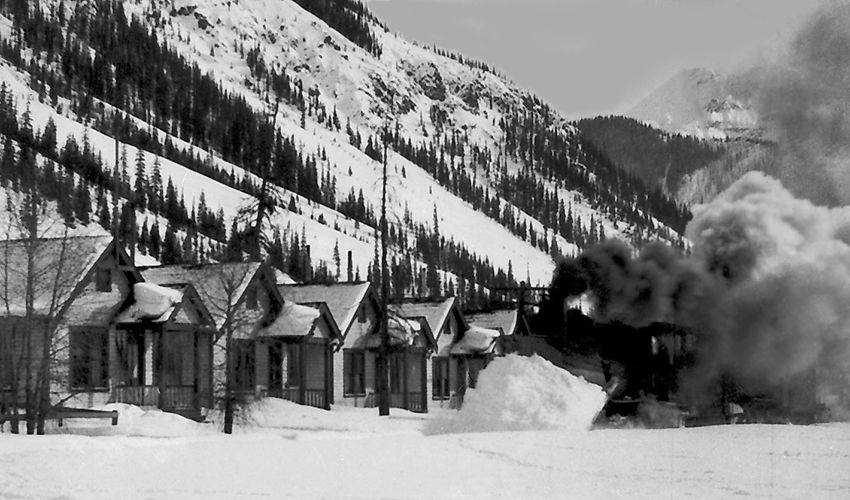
2 355 849 499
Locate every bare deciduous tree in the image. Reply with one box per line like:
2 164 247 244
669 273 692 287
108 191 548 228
0 192 89 434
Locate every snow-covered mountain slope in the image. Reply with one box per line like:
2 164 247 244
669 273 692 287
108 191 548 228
0 0 684 293
628 68 760 141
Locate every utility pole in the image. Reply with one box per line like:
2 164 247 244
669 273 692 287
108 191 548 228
377 94 392 416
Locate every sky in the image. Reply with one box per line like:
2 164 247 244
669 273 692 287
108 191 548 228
367 0 825 119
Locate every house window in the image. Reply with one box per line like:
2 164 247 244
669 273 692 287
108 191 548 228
285 343 300 388
232 340 255 390
357 304 366 323
159 332 190 387
432 357 450 400
95 267 111 292
245 286 258 310
0 324 14 390
343 349 365 396
268 342 283 390
70 327 109 390
389 353 404 393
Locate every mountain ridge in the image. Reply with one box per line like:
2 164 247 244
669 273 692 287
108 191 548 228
0 0 686 302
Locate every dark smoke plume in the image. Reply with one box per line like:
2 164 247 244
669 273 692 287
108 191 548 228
743 3 850 205
552 172 850 417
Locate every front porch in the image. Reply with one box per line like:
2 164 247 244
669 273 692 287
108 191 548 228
109 326 213 419
366 348 428 413
111 385 198 413
256 337 333 410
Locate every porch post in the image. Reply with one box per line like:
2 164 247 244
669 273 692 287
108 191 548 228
325 342 332 410
156 330 165 409
403 350 409 410
193 329 199 412
421 351 427 412
299 342 306 405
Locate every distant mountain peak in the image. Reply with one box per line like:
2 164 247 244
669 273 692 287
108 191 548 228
627 67 759 141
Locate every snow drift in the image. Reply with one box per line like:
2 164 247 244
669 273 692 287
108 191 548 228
46 404 213 437
427 354 607 434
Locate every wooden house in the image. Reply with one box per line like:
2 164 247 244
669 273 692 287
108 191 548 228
143 262 341 411
278 283 379 408
352 314 436 412
110 282 216 419
0 236 142 412
252 301 340 410
444 308 532 408
395 298 468 408
466 308 532 338
141 263 279 406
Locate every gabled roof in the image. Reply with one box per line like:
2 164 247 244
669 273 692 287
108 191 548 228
394 297 467 342
278 282 375 338
0 235 135 317
141 262 265 329
352 315 437 350
466 309 527 336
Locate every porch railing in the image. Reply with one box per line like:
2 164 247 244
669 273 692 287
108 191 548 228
389 392 426 413
110 385 197 410
263 388 328 410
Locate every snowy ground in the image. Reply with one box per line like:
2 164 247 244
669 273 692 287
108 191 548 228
1 406 848 499
2 356 849 499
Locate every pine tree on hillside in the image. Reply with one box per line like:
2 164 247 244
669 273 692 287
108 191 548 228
72 176 91 225
161 224 181 264
134 147 147 210
150 156 163 213
149 219 162 259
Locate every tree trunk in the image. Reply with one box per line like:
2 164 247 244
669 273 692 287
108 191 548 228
223 328 234 434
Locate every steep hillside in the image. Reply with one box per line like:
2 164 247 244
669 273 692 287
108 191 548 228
0 0 686 303
574 116 727 196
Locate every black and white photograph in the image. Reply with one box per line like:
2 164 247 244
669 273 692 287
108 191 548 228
0 0 848 497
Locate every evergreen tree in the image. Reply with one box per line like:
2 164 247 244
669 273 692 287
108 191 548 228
161 224 182 264
149 220 162 259
134 147 147 210
333 239 341 279
72 177 91 225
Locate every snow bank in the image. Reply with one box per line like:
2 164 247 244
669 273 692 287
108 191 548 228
48 404 213 437
427 354 607 434
206 398 430 438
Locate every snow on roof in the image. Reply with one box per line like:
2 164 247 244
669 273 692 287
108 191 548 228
279 282 372 336
465 309 519 336
274 269 298 285
115 283 184 324
394 297 464 341
448 325 501 355
255 301 321 338
0 235 114 316
353 315 425 348
141 262 262 328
